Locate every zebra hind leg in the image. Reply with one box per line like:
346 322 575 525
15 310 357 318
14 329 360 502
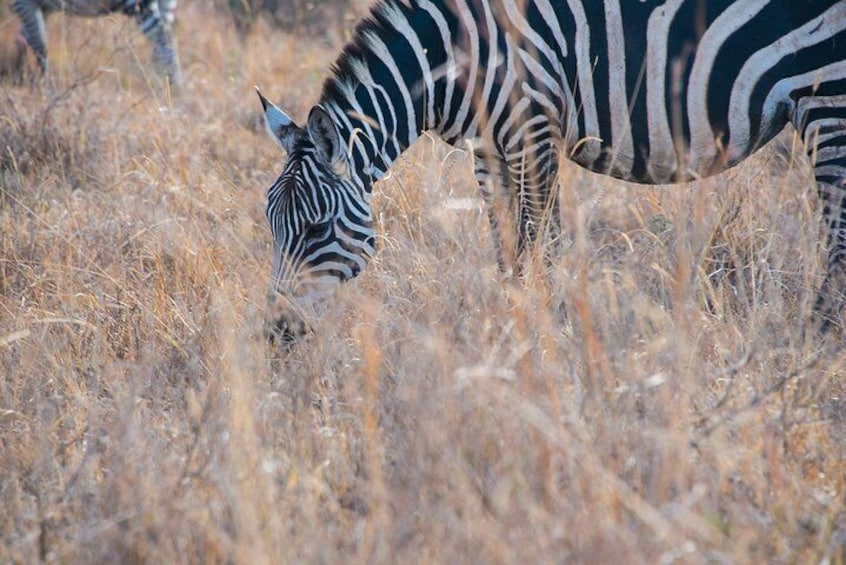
810 117 846 334
11 0 48 76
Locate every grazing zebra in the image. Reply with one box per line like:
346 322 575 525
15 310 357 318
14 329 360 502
257 0 846 341
12 0 181 86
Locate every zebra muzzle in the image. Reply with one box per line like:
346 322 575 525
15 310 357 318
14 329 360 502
265 314 310 346
265 294 312 345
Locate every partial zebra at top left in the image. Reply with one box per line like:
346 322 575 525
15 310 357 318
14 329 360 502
11 0 181 87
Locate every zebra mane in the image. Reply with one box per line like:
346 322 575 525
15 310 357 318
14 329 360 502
320 0 415 104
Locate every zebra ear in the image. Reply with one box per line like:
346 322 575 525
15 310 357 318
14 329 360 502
307 105 346 169
256 86 300 154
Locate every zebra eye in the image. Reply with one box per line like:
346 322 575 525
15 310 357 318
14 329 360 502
304 220 333 240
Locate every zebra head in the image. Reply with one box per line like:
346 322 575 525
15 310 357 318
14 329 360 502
257 88 375 342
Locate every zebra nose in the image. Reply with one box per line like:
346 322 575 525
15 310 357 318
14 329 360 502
265 298 310 345
265 314 309 346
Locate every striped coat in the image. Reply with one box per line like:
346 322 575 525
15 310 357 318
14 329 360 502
258 0 846 339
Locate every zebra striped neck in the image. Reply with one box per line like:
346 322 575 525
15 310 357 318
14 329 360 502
318 0 441 189
317 92 408 190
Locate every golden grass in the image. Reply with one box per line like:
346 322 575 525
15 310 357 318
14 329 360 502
1 3 844 563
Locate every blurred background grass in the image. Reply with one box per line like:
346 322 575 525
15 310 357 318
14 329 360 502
0 1 844 562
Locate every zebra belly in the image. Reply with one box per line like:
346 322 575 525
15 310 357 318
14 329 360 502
566 119 791 187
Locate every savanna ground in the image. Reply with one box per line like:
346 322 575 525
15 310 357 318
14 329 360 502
1 1 845 562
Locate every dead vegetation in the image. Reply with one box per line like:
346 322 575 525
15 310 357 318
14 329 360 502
1 2 844 563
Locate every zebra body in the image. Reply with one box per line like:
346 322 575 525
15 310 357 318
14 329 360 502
12 0 181 86
258 0 846 339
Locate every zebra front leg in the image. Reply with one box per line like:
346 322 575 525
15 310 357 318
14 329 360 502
474 155 520 276
12 0 48 75
512 153 562 266
126 0 182 88
474 146 563 275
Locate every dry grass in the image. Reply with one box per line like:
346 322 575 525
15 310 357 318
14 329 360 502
1 3 845 563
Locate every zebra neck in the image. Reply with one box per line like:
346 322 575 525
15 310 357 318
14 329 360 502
319 1 447 187
323 98 404 187
320 75 425 188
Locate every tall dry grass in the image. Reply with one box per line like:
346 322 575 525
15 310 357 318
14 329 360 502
1 3 844 563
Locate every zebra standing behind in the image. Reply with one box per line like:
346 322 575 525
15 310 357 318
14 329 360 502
12 0 181 87
257 0 846 341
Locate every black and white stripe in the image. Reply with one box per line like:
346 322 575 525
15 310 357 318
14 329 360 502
12 0 181 86
258 0 846 336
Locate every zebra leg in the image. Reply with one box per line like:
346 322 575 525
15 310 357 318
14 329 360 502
124 0 182 87
474 146 562 275
504 138 562 267
474 155 519 274
512 154 562 264
12 0 48 74
802 101 846 331
228 0 255 38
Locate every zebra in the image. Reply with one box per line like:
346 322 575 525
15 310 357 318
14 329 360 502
256 0 846 341
12 0 181 86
